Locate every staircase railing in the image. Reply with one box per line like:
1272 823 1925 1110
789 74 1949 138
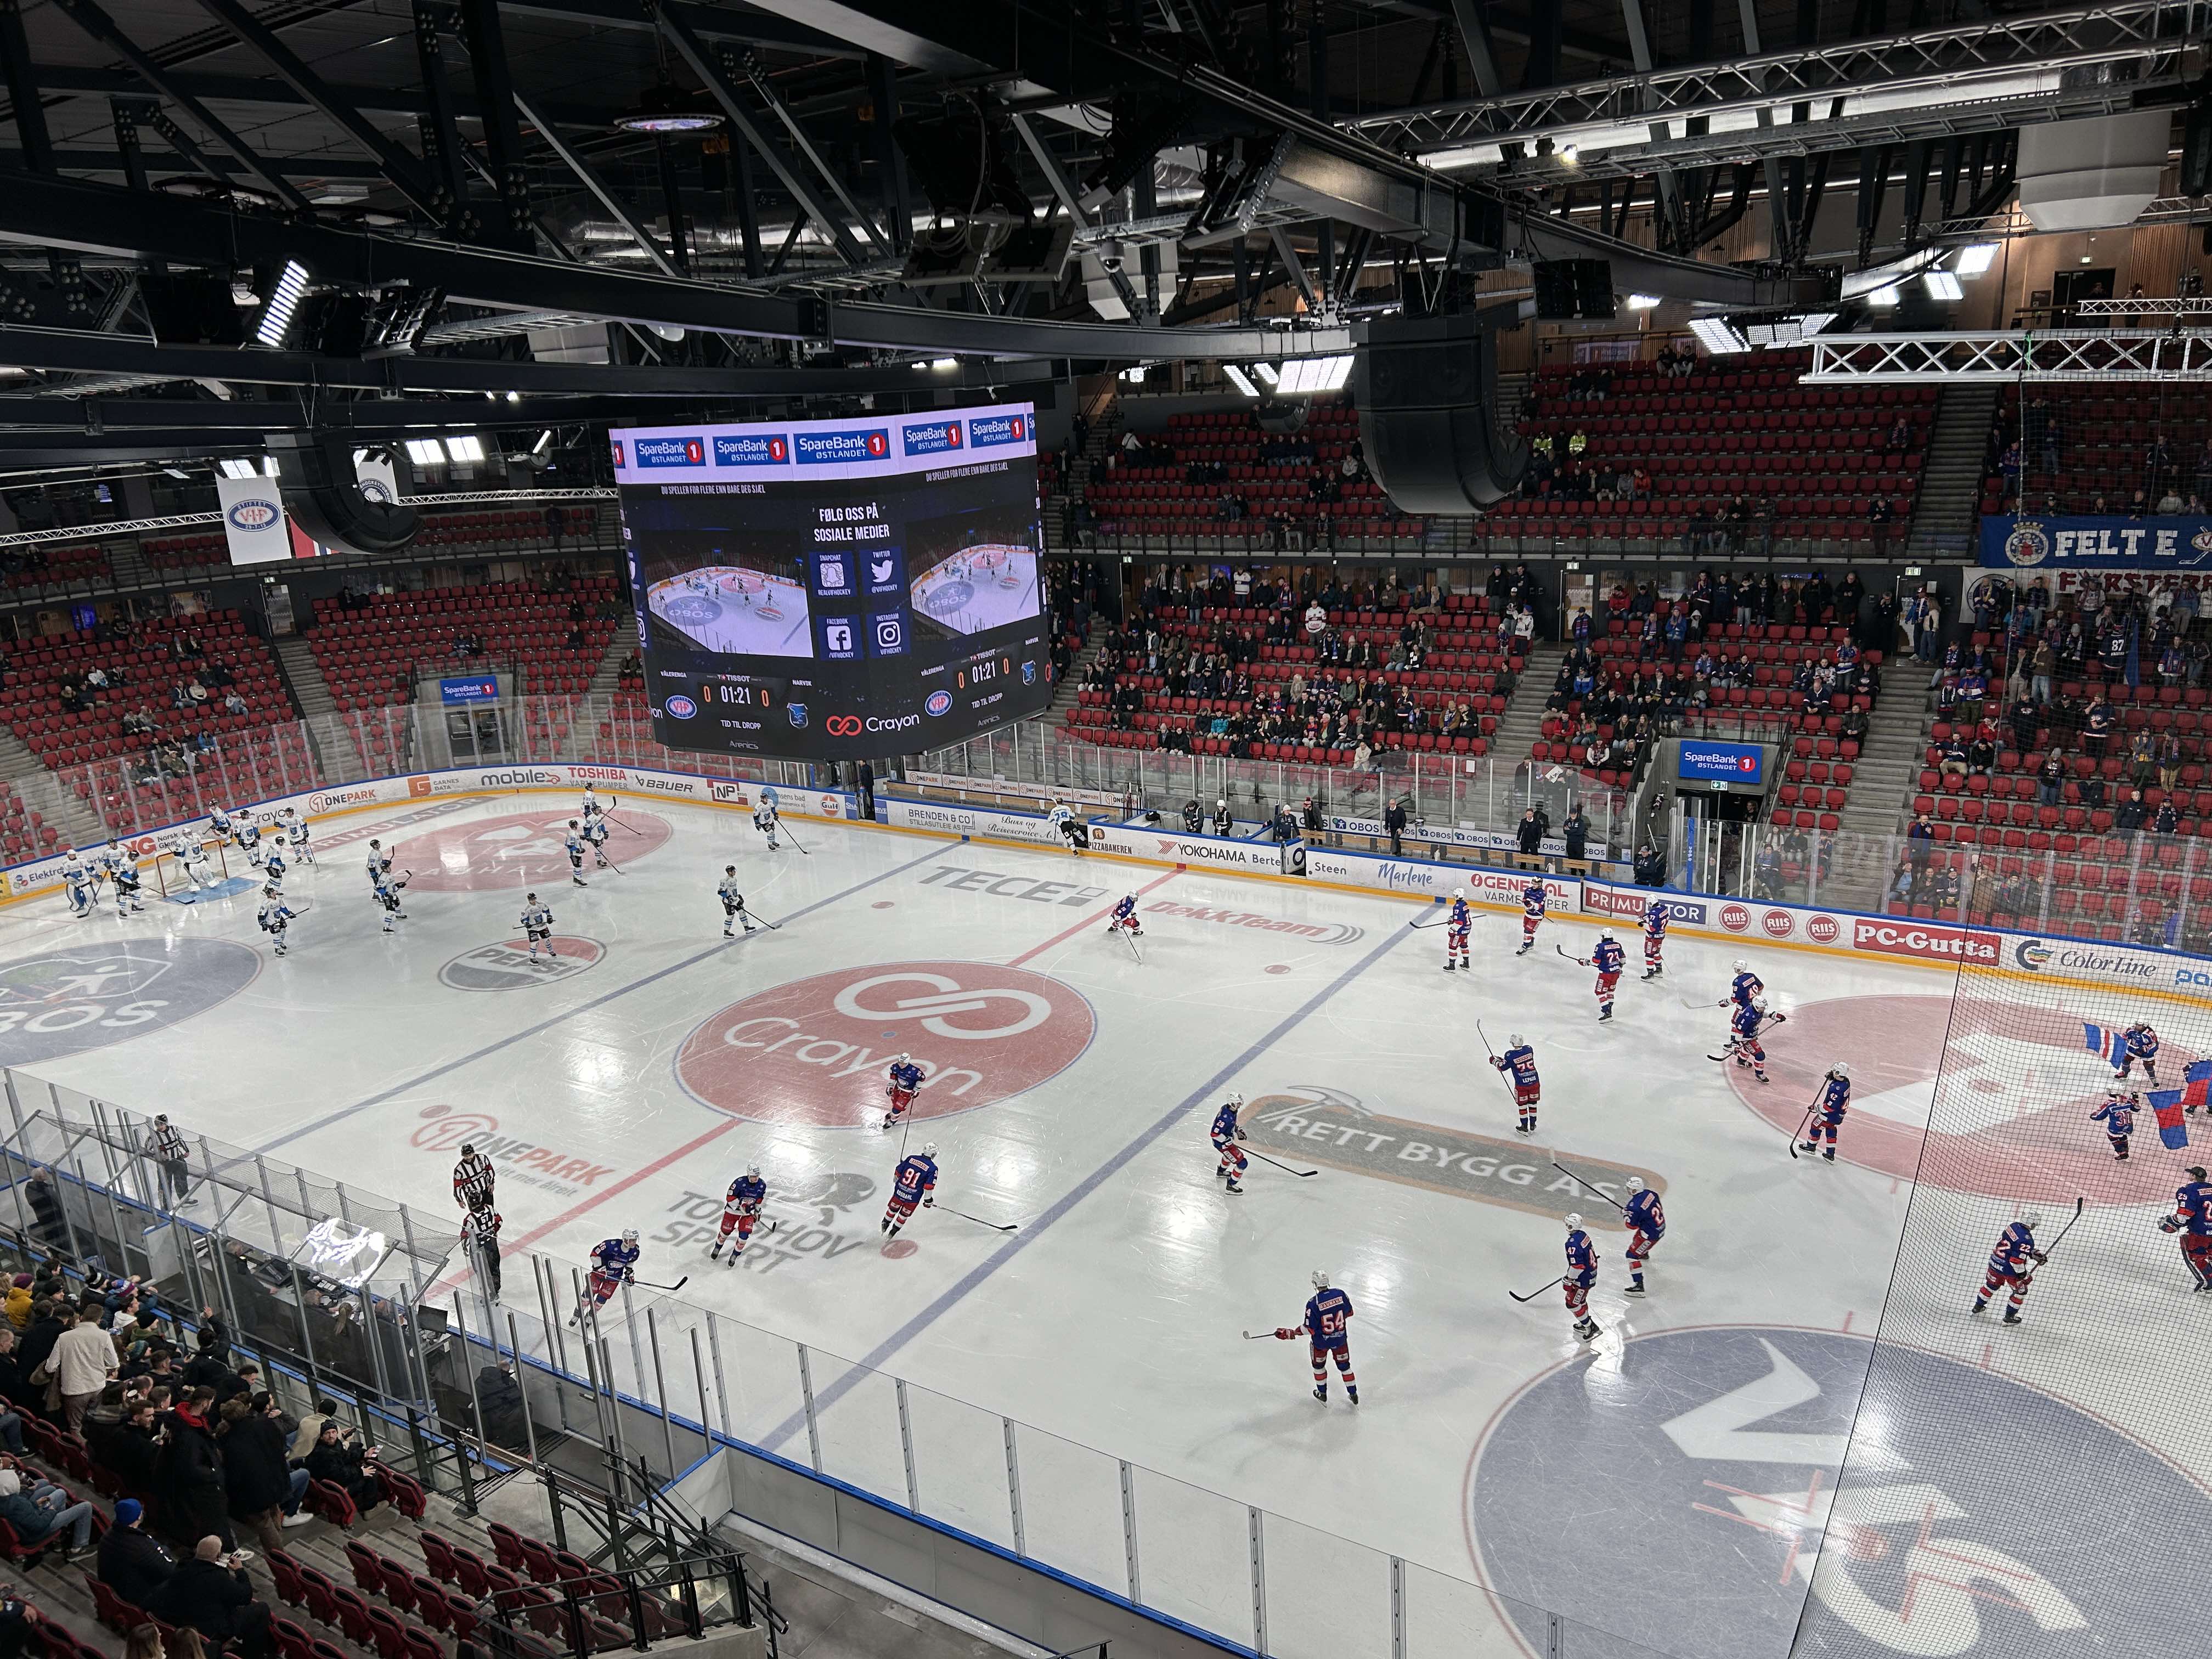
481 1547 780 1659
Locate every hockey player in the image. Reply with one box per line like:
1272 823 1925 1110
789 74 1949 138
1972 1214 2045 1324
1640 900 1668 979
233 811 262 864
1211 1092 1249 1193
581 785 606 823
563 821 590 887
208 806 233 844
1046 798 1084 856
718 867 758 937
1491 1035 1541 1135
1562 1215 1600 1342
1270 1270 1358 1403
453 1144 496 1212
365 839 394 887
753 797 781 851
256 885 294 955
582 814 613 871
461 1206 503 1300
1622 1176 1665 1296
2115 1021 2160 1085
262 842 286 895
1730 960 1765 1011
2090 1090 2138 1161
60 851 94 918
1799 1064 1849 1159
1728 1001 1771 1084
275 806 313 864
882 1053 927 1128
1211 798 1233 837
519 893 555 963
1590 930 1625 1020
882 1143 939 1238
176 838 217 896
573 1229 642 1323
1515 881 1546 955
710 1165 774 1264
110 849 146 917
1442 890 1471 972
1105 894 1144 939
374 867 408 932
2157 1166 2212 1291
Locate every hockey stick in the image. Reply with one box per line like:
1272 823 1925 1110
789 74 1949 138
1247 1149 1318 1178
2035 1195 2088 1263
630 1276 690 1293
1407 910 1449 929
1474 1020 1527 1111
1555 944 1593 966
1238 1330 1278 1340
744 910 783 932
1507 1276 1565 1304
1550 1161 1627 1212
1118 925 1143 964
779 820 811 856
1786 1100 1818 1160
1680 994 1729 1012
936 1203 1018 1233
1706 1012 1788 1062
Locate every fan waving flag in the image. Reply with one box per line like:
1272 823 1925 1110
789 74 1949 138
2083 1023 2129 1068
2146 1088 2192 1151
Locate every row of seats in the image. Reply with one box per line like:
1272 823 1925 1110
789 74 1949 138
0 544 111 590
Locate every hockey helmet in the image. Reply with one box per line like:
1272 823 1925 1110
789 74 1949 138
1453 888 1466 901
526 891 538 903
1599 928 1615 941
1829 1062 1849 1080
369 839 381 850
747 1163 761 1179
1733 957 1748 972
1310 1269 1329 1290
1509 1032 1525 1048
922 1141 938 1156
621 1228 640 1244
2188 1166 2209 1182
899 1052 911 1064
1564 1212 1583 1229
568 818 580 828
460 1143 475 1157
1624 1176 1646 1193
262 883 278 898
1227 1092 1244 1108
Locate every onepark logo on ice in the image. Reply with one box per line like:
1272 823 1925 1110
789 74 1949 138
632 436 706 467
967 413 1028 448
793 428 890 465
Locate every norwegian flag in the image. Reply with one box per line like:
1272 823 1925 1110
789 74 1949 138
2083 1022 2130 1068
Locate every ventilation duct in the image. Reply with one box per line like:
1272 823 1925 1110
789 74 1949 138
2016 110 2170 232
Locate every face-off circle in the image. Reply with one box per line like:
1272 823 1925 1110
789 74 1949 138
1466 1324 2212 1659
1725 994 2197 1201
0 939 259 1064
386 809 672 891
675 960 1096 1127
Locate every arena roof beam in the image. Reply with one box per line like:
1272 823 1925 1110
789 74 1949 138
1803 329 2212 383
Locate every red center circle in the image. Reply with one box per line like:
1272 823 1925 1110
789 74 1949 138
675 960 1096 1127
384 808 672 890
1727 992 2197 1203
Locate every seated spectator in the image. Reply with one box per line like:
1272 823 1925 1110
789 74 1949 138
98 1499 176 1611
2115 789 2148 834
221 690 246 716
303 1419 383 1515
1938 738 1970 780
159 1536 275 1659
0 1468 94 1562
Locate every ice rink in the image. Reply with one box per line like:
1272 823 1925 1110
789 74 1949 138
647 567 812 656
2 788 2207 1659
911 545 1040 637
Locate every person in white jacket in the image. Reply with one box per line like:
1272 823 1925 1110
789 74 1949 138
48 1309 118 1431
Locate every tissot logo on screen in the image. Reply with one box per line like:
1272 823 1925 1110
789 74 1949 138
713 433 788 466
633 436 706 467
966 413 1028 447
1678 740 1764 784
793 428 890 465
901 420 964 457
226 499 280 531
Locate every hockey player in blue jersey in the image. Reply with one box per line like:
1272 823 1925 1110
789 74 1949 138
2090 1088 2138 1161
564 821 590 887
1726 1001 1771 1084
1972 1214 2045 1324
882 1144 939 1238
1106 894 1143 938
883 1053 926 1129
1622 1177 1664 1296
1562 1215 1600 1341
1211 1093 1248 1193
1640 901 1668 980
1730 960 1765 1010
1799 1064 1849 1159
2114 1022 2160 1085
519 893 555 963
2159 1166 2212 1290
1589 930 1626 1020
1515 881 1545 955
572 1228 642 1324
710 1164 776 1263
1491 1035 1541 1135
1270 1270 1357 1403
1443 890 1471 971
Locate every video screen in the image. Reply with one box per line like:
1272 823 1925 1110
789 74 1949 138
610 405 1052 760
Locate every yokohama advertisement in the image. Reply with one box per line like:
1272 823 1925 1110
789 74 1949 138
1087 824 1300 875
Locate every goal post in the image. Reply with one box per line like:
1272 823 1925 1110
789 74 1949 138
155 839 229 899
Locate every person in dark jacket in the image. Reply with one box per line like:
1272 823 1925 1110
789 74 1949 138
218 1394 308 1555
93 1398 161 1495
302 1420 382 1515
1562 808 1589 863
157 1536 273 1659
97 1500 176 1612
0 1329 33 1425
182 1312 233 1393
14 1305 62 1390
1515 809 1543 856
153 1391 232 1552
24 1172 68 1256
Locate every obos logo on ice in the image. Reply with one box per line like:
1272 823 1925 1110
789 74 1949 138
663 695 698 720
227 498 280 532
924 690 953 716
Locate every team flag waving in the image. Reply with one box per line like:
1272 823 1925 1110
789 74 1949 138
2082 1023 2129 1068
2145 1060 2210 1152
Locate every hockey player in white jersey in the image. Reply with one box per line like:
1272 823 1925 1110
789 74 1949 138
519 893 555 962
718 866 758 937
374 866 408 932
563 821 590 887
365 839 394 887
175 838 218 898
261 842 287 896
233 811 262 863
258 885 296 955
275 806 314 864
753 798 780 850
582 814 613 871
110 849 146 917
60 850 94 917
581 785 605 822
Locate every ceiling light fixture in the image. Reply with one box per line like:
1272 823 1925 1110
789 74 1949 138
403 438 444 465
612 83 724 134
1923 270 1965 302
1626 294 1661 310
253 260 309 348
1222 364 1261 399
1955 243 2000 276
1688 317 1749 355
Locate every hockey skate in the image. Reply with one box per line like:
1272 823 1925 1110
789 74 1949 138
1624 1280 1646 1297
1224 1177 1242 1194
1573 1318 1599 1341
2002 1308 2023 1325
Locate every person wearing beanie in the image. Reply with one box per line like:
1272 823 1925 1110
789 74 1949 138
98 1498 177 1611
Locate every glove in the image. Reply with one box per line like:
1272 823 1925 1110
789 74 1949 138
1273 1327 1300 1340
922 1196 933 1207
2032 1251 2048 1264
2158 1215 2182 1233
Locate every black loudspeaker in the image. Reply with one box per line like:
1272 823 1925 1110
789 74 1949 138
268 436 420 555
1532 258 1616 319
1353 313 1529 514
1575 258 1617 320
2183 100 2212 198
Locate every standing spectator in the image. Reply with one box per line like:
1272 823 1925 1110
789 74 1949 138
1384 798 1408 857
219 1393 310 1555
154 1389 232 1552
854 760 877 822
1867 495 1896 555
1562 806 1589 864
1516 809 1544 858
51 1308 117 1431
1906 812 1936 895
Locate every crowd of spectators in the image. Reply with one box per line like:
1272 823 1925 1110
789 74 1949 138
1987 393 2212 516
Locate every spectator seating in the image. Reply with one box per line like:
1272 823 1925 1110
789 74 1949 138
0 781 63 860
303 578 622 718
143 508 606 572
1503 351 1934 544
0 544 112 591
1084 402 1423 541
1980 385 2212 516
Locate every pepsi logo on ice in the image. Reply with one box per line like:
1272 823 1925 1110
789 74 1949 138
663 695 698 720
924 690 953 717
439 936 603 992
226 498 281 532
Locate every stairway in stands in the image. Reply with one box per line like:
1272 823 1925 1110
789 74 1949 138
1485 640 1566 783
1814 657 1929 911
1908 386 1998 557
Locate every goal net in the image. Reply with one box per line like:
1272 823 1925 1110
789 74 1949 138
154 839 230 899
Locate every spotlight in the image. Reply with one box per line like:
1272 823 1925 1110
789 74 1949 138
1923 270 1964 302
612 84 724 134
253 261 308 347
1222 364 1261 399
1626 294 1661 311
1688 317 1749 355
1955 244 2000 276
1867 285 1900 308
403 438 444 466
443 435 486 464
